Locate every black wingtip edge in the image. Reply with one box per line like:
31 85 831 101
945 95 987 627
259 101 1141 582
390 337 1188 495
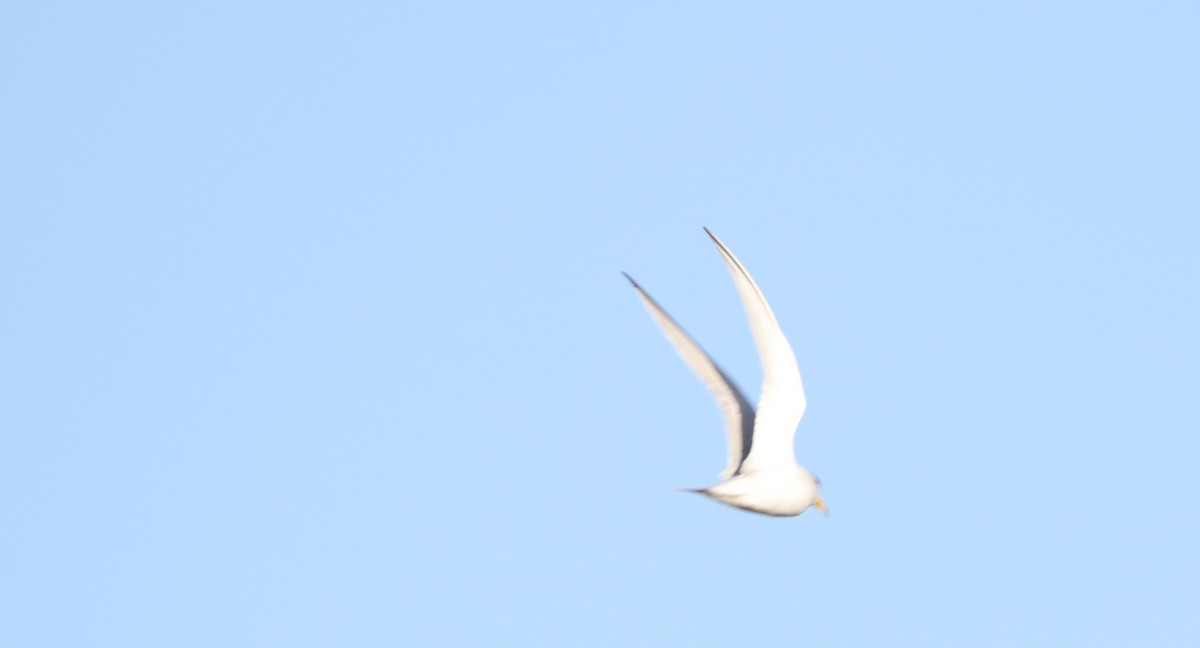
620 271 638 287
704 226 730 251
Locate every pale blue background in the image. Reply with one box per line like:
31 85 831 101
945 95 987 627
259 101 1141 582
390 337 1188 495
4 2 1199 646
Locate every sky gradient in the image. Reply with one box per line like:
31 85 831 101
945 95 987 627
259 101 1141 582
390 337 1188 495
4 2 1199 646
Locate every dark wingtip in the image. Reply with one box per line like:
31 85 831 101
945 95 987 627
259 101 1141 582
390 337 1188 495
620 271 639 287
703 227 734 257
703 227 724 248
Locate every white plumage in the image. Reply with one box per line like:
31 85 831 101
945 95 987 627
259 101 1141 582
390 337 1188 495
624 228 826 517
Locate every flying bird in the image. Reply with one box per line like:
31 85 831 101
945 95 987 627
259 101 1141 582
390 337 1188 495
624 228 826 517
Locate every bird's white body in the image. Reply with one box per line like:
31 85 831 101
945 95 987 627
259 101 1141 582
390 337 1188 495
697 465 821 517
625 229 825 518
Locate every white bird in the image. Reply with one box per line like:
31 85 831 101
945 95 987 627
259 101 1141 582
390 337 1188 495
624 228 826 517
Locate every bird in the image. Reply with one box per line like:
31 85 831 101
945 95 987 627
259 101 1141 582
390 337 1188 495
623 228 826 517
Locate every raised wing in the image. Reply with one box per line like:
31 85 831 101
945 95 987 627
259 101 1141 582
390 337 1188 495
623 272 755 479
704 228 806 473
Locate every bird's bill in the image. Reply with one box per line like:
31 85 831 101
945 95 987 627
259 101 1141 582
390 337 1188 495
813 496 828 516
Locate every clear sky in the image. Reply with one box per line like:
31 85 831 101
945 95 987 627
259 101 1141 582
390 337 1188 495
4 2 1199 646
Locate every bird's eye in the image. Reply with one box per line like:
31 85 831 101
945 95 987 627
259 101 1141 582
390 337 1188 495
813 474 822 487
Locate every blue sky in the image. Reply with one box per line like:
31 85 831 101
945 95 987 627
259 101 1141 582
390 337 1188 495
4 1 1199 646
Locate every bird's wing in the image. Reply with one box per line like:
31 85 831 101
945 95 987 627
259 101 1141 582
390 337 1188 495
704 228 806 473
623 272 755 479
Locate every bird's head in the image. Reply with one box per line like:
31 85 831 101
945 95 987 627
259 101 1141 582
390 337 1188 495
811 473 828 516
